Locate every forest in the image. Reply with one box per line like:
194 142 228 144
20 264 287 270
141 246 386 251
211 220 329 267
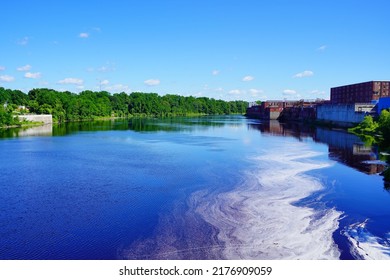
0 87 248 126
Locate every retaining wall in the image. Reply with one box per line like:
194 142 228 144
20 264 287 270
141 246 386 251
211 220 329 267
316 104 367 126
18 114 53 124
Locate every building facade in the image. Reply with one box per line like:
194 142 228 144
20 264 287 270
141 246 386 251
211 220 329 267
245 100 321 120
331 81 390 104
316 104 375 126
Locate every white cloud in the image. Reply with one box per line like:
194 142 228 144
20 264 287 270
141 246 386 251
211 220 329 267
104 84 130 93
242 75 254 82
100 79 109 85
17 64 32 71
317 45 327 51
293 70 314 78
229 89 242 95
214 87 224 92
0 75 15 82
79 33 89 38
17 36 29 45
283 89 297 95
212 70 220 76
144 79 160 86
0 66 5 71
24 72 41 79
249 89 264 96
58 78 84 85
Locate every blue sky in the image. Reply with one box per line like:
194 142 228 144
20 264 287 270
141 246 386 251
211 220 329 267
1 0 389 101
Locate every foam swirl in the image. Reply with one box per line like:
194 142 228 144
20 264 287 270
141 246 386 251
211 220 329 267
193 146 342 259
123 143 342 259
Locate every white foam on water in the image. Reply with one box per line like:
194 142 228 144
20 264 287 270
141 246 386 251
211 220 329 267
122 142 343 259
193 144 342 259
343 220 390 260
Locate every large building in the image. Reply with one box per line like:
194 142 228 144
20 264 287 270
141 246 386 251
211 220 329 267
245 100 320 120
331 81 390 104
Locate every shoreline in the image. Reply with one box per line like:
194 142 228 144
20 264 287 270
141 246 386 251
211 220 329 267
0 121 44 130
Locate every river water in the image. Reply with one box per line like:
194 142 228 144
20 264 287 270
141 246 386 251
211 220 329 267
0 115 389 260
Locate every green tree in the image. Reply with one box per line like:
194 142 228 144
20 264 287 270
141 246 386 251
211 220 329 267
349 115 378 135
0 105 20 127
378 110 390 142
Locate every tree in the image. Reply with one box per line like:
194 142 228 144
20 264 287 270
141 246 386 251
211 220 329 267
378 110 390 142
349 115 378 135
0 105 20 126
1 86 248 123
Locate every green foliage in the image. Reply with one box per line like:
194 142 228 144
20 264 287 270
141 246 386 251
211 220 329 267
1 87 248 124
348 115 379 135
350 110 390 185
378 110 390 142
0 105 20 127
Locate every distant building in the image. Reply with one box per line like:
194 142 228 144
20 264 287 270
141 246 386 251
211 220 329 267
246 100 292 120
247 101 259 108
246 81 390 126
246 100 321 120
331 81 390 104
315 81 390 126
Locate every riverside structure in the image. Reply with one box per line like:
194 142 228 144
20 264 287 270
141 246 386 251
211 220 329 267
246 81 390 127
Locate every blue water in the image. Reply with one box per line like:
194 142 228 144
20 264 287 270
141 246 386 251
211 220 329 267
1 116 389 259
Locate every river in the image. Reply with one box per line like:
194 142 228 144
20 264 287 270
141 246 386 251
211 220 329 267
0 115 389 259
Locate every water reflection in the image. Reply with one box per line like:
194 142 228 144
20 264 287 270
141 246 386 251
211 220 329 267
247 120 386 175
0 124 53 138
52 119 131 136
315 128 386 175
247 120 314 141
2 117 387 176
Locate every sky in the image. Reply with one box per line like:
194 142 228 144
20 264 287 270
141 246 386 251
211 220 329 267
1 0 389 101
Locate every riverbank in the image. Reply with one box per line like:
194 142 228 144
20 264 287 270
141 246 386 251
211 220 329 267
0 121 44 129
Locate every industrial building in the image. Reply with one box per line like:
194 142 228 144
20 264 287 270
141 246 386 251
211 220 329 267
331 81 390 104
246 80 390 126
245 100 320 120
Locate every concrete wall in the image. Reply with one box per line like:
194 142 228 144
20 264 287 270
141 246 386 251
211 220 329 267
18 114 53 124
316 104 367 126
269 111 281 120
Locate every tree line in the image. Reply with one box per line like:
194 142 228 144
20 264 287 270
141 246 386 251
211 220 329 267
0 87 248 126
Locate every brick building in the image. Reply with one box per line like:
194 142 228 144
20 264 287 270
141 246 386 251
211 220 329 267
246 100 321 120
245 100 295 120
331 81 390 104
